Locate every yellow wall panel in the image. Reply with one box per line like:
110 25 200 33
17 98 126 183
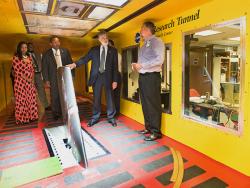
117 0 250 176
0 61 13 112
0 64 6 112
74 66 86 96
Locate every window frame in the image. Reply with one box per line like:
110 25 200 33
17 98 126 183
162 43 172 114
182 17 246 135
121 44 140 104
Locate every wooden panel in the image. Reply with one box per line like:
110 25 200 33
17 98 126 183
74 65 87 96
0 63 7 112
0 61 14 113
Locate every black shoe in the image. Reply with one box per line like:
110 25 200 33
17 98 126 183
45 106 51 111
108 119 117 127
53 115 60 121
29 119 38 124
144 134 162 141
138 129 150 134
87 119 98 127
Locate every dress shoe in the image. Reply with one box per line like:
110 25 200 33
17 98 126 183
144 133 162 141
29 119 38 124
45 106 51 111
87 119 98 127
115 112 120 118
108 119 117 127
53 115 60 121
138 129 150 134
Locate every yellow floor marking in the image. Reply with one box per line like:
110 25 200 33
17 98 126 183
170 147 184 188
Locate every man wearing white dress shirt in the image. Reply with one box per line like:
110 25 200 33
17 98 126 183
42 36 74 120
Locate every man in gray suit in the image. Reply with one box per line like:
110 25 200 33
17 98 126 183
42 36 74 120
27 42 49 110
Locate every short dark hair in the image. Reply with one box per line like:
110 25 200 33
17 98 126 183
97 30 107 37
50 35 60 43
109 39 114 46
27 42 33 48
143 21 156 34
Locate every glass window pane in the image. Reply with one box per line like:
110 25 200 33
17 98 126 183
122 46 140 103
22 0 49 14
183 18 245 133
56 1 86 17
161 44 172 114
87 7 114 20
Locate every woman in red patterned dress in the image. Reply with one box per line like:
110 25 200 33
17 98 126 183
12 41 38 124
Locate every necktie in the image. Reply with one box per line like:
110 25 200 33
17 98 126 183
55 49 62 68
99 46 105 73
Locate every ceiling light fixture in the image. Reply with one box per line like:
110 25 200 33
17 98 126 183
87 7 114 20
195 30 222 36
22 0 49 14
228 37 240 41
25 14 99 30
28 27 88 37
83 0 128 7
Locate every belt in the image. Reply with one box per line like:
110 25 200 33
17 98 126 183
139 72 160 76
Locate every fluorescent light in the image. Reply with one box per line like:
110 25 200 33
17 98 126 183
84 0 128 7
22 0 49 14
228 37 240 41
88 7 114 20
195 30 221 36
28 27 87 37
25 14 99 30
57 2 86 17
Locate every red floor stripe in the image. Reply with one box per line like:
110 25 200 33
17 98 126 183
1 102 250 188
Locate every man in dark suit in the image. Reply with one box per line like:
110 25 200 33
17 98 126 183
42 36 74 120
27 42 49 110
67 31 118 127
108 39 122 117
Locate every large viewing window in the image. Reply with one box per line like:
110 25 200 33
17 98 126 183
122 44 172 113
161 44 172 113
183 17 245 133
122 45 140 103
